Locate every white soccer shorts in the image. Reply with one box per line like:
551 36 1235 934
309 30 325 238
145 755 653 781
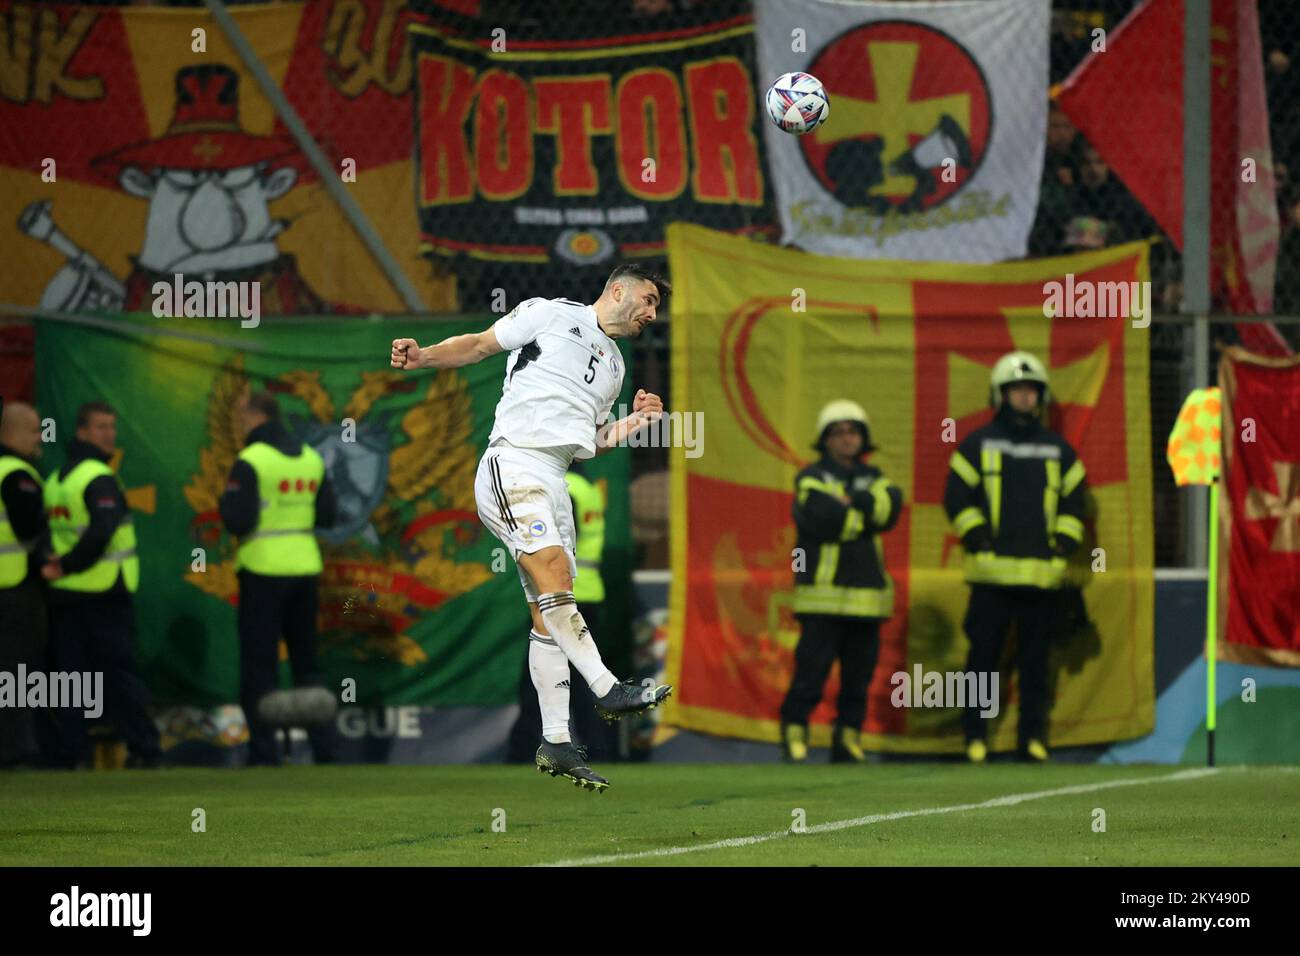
474 443 578 603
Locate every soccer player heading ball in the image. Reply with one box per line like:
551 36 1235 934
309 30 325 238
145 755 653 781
390 265 673 792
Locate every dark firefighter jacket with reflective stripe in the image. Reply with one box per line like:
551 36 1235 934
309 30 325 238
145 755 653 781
943 415 1086 589
792 456 904 618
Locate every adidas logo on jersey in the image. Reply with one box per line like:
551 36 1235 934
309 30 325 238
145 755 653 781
556 679 570 689
569 326 582 338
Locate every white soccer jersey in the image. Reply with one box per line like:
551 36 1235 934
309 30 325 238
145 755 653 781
488 296 624 460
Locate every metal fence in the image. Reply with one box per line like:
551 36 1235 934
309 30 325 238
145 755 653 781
11 0 1298 570
623 0 1299 570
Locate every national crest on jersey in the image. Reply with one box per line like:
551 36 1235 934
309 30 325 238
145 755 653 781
489 297 623 460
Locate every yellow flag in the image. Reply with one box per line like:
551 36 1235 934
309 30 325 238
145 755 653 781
664 222 1155 752
1167 388 1222 486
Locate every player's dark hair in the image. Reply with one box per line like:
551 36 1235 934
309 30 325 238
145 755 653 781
245 390 281 421
75 401 116 429
605 263 671 304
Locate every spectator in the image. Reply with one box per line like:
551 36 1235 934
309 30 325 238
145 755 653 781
1044 102 1084 186
1068 145 1156 247
1029 103 1087 256
1030 142 1158 256
1272 196 1300 313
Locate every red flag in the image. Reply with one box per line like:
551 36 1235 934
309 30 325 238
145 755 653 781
1235 321 1293 357
1212 0 1280 319
1056 0 1184 245
1218 347 1300 668
1058 0 1285 333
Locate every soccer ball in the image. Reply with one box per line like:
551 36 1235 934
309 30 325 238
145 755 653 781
765 72 830 135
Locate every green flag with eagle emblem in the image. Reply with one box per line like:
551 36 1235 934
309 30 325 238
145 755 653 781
35 314 633 708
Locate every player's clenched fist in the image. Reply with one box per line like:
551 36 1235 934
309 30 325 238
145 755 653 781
633 388 664 423
391 338 422 370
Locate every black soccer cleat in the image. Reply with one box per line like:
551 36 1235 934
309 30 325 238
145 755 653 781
594 678 673 722
535 741 609 793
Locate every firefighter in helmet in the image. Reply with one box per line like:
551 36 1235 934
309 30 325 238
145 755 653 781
943 352 1087 763
780 400 904 763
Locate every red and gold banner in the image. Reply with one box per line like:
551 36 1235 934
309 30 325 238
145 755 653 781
663 222 1154 751
0 0 452 316
1218 347 1300 667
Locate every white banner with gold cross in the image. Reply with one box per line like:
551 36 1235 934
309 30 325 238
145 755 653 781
755 0 1049 262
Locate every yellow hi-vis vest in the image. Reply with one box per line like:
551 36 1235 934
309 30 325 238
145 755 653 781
0 455 41 588
566 472 605 604
235 442 325 576
45 459 139 593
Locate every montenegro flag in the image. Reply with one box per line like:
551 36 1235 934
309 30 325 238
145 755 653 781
1219 348 1300 668
663 223 1154 752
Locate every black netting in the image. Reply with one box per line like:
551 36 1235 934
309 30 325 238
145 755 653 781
37 0 1300 569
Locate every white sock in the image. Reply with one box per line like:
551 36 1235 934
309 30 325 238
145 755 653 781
529 631 571 744
536 592 617 697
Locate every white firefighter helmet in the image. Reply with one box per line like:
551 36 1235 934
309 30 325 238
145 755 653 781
989 351 1050 408
814 399 875 451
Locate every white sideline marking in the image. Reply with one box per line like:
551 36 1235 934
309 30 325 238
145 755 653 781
538 767 1221 867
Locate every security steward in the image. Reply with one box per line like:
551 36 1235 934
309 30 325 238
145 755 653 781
944 351 1087 763
0 402 50 767
780 400 904 763
506 462 615 762
219 391 338 767
43 401 163 768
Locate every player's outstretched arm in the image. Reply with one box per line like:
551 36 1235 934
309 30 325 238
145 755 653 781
390 328 503 370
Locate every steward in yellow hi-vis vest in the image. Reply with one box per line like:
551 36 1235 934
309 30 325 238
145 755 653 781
233 441 325 577
944 351 1087 765
219 391 338 768
565 470 606 605
45 458 139 594
780 400 903 766
41 401 161 768
0 411 44 591
0 401 51 767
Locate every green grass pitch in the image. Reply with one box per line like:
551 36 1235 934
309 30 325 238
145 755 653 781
2 764 1296 866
